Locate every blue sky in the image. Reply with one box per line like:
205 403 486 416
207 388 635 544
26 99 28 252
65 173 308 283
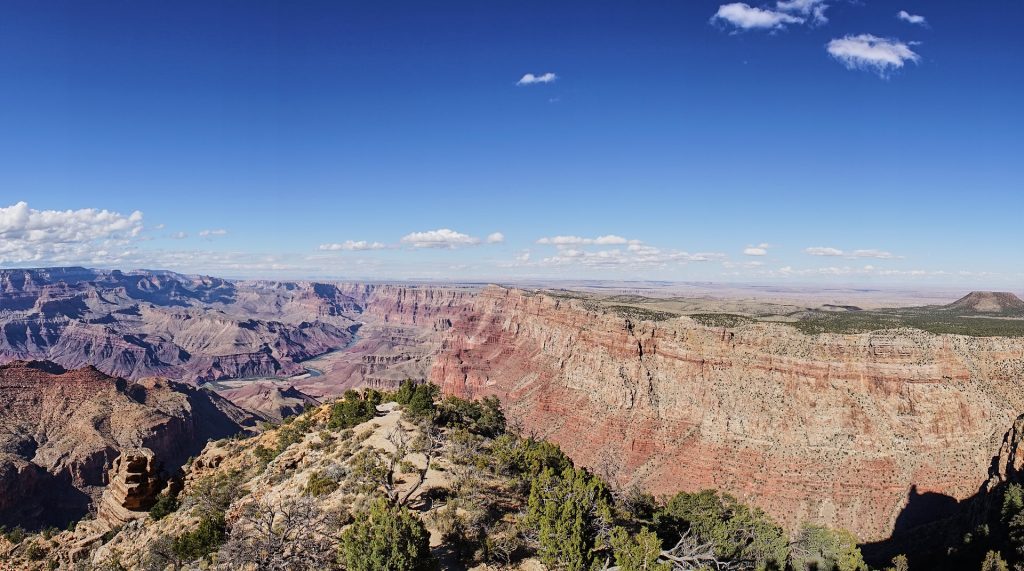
1 0 1021 284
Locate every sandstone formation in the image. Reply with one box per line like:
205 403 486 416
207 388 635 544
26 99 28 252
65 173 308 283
0 360 255 528
431 286 1024 541
97 449 164 525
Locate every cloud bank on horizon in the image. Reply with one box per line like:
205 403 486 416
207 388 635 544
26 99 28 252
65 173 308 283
0 201 1011 285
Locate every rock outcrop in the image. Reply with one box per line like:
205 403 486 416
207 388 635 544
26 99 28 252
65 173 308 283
431 286 1024 541
97 449 164 525
0 360 255 528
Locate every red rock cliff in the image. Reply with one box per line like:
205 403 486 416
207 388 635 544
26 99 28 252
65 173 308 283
430 287 1024 541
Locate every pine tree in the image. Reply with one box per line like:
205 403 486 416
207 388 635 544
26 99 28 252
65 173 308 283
526 466 612 571
339 498 433 571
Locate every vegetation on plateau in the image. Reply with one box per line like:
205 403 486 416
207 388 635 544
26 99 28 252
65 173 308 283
2 378 982 571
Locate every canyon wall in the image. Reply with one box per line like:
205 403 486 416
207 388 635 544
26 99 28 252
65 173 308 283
0 360 255 528
0 269 357 383
430 286 1024 541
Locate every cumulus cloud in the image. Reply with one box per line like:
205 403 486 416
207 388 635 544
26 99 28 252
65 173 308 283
318 240 387 251
827 34 920 76
804 246 901 259
486 232 505 244
712 0 827 30
400 228 482 249
776 0 829 25
712 3 802 29
516 72 557 86
0 201 145 265
199 229 228 238
897 10 927 26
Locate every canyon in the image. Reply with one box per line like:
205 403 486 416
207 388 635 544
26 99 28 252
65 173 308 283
0 360 256 529
2 268 1024 546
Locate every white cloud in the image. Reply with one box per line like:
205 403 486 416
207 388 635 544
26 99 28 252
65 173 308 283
712 3 803 29
199 229 228 238
486 232 505 244
533 233 724 270
743 242 771 256
516 73 557 86
0 201 144 265
536 234 634 246
804 246 901 259
318 240 387 251
776 0 829 25
400 228 481 249
897 10 927 26
775 265 950 278
169 231 188 239
849 249 900 260
827 34 920 77
805 246 845 257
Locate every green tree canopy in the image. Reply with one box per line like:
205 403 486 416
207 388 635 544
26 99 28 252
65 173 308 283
339 497 434 571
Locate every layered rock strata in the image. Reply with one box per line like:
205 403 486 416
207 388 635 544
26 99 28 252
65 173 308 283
431 286 1024 541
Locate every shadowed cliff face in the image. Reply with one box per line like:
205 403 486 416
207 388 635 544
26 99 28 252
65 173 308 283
430 286 1024 541
0 360 256 529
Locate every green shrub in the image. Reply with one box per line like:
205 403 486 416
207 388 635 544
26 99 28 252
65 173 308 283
304 470 339 496
254 444 279 465
328 391 378 430
436 395 506 437
610 527 669 571
171 511 226 562
149 491 180 521
393 380 438 419
490 434 571 478
789 523 866 571
25 542 47 561
1 526 26 544
339 498 434 571
525 466 613 571
654 489 788 570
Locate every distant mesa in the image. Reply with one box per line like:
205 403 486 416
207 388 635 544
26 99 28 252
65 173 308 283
944 291 1024 315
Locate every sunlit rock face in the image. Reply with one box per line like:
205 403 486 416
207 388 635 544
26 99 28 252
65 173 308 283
431 286 1024 540
0 268 357 383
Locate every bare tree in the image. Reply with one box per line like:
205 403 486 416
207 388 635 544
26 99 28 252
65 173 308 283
603 529 746 571
398 421 444 506
346 422 443 507
218 495 338 571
